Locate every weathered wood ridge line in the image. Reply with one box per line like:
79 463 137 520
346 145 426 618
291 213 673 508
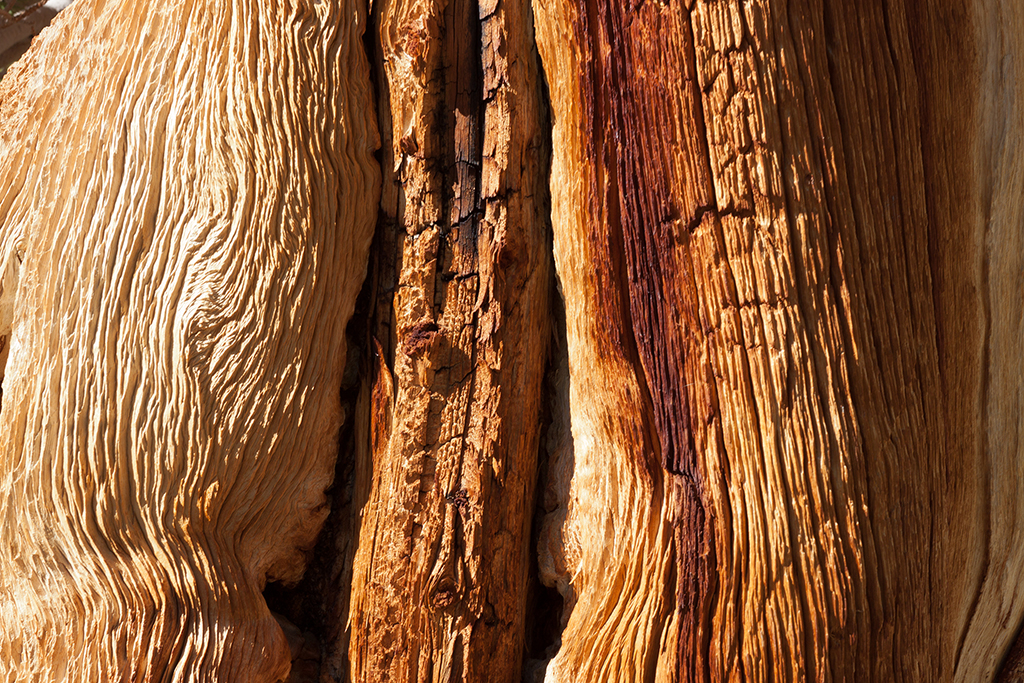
0 0 379 680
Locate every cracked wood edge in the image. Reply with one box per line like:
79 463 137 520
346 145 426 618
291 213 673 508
0 0 379 680
343 0 552 680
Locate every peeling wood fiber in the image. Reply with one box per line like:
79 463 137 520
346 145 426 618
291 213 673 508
0 0 379 680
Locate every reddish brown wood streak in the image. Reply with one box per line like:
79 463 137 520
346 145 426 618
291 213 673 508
569 0 718 677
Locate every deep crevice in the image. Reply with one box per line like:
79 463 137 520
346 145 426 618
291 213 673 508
996 613 1024 681
261 268 377 683
522 279 570 682
521 30 570 680
260 11 388 681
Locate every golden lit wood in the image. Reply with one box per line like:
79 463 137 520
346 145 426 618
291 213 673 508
2 0 1024 681
0 0 378 680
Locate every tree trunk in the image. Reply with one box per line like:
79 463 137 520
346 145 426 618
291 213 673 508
0 1 378 680
1 0 1023 682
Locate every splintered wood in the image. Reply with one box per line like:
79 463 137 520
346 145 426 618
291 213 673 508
342 0 552 680
1 0 1023 681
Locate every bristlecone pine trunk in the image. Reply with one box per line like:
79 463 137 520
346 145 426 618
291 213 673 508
1 0 1023 681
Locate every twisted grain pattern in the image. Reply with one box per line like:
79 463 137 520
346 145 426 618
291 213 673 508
0 0 378 680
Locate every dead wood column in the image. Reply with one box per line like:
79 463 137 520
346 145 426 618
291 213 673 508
344 0 552 680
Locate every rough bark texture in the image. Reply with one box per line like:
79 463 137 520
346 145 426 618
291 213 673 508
2 0 1024 681
342 0 552 679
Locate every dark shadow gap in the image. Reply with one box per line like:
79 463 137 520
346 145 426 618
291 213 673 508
520 27 569 679
521 279 569 683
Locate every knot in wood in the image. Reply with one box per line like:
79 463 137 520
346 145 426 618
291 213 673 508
431 587 457 610
402 320 439 357
445 488 470 513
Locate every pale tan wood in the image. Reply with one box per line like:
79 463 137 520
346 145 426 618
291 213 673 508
0 0 378 680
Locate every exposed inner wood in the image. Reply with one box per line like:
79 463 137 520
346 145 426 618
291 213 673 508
341 0 552 680
532 0 1024 680
0 0 378 680
1 0 1023 681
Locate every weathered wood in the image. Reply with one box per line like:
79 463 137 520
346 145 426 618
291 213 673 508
340 0 552 680
531 0 703 679
0 0 378 680
2 0 1024 681
531 0 1024 681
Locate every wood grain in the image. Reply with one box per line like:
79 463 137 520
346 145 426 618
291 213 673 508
0 0 378 680
340 0 552 680
1 0 1023 680
532 0 1024 680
